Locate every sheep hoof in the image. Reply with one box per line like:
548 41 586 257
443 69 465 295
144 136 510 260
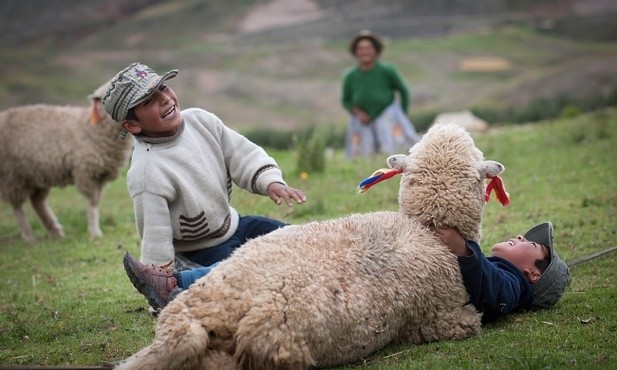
22 234 37 244
89 228 103 239
49 227 65 238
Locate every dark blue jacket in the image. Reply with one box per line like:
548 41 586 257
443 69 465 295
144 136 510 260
458 240 533 323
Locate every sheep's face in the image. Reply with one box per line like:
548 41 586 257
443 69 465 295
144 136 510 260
389 123 504 242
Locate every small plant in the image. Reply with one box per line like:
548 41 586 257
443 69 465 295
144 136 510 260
244 125 346 151
295 126 326 174
559 105 582 119
592 111 611 140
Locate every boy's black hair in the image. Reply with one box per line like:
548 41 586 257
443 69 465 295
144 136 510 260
534 254 551 274
126 108 138 121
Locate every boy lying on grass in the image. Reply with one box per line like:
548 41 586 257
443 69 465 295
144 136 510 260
435 221 569 323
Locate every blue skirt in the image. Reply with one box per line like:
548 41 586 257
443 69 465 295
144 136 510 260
345 102 421 159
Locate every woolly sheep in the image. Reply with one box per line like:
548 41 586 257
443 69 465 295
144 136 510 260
115 123 507 370
0 82 133 242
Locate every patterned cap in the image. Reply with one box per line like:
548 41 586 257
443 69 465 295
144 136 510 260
526 221 570 309
102 62 178 122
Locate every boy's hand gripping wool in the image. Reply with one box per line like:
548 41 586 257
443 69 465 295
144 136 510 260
115 123 507 370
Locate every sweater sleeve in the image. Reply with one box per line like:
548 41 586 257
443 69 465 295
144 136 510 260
213 115 286 195
388 64 410 114
457 240 533 322
133 191 176 266
341 68 354 114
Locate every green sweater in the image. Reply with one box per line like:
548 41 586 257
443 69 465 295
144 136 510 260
341 61 410 120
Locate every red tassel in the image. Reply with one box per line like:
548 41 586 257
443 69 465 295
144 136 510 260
485 176 510 206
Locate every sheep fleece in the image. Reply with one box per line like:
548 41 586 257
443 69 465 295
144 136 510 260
0 103 132 240
117 213 481 369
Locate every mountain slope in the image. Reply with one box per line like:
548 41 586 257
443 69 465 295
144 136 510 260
1 0 616 131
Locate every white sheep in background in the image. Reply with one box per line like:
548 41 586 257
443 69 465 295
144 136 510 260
115 123 508 370
0 83 133 242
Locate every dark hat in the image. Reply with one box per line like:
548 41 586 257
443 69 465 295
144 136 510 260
102 62 178 122
349 29 384 55
525 221 570 308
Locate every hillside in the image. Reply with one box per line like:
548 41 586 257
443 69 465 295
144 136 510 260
1 0 616 131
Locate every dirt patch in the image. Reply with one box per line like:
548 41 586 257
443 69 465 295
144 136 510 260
459 57 512 72
238 0 325 34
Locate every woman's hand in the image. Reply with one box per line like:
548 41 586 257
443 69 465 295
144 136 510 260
352 108 371 125
267 182 307 206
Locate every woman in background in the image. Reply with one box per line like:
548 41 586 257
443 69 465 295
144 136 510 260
341 30 420 159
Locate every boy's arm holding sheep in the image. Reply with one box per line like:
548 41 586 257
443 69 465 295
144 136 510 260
434 227 471 256
435 227 532 322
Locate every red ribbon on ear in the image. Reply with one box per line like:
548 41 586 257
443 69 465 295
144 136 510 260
485 175 511 206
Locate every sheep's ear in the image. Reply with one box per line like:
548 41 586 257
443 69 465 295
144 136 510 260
89 98 104 125
477 160 504 178
387 154 410 171
480 160 510 206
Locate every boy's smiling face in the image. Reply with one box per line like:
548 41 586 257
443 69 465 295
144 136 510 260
123 84 182 138
491 235 549 284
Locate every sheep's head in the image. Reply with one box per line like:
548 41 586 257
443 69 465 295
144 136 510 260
359 123 508 242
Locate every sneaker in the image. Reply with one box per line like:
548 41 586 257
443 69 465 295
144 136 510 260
123 252 178 310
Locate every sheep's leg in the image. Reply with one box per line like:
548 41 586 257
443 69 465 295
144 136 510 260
114 314 228 370
74 177 103 239
86 187 102 238
418 304 482 343
11 204 36 243
30 189 64 238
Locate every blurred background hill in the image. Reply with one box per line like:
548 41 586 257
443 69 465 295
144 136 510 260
1 0 616 134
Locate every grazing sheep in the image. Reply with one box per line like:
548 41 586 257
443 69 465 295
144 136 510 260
116 123 507 370
0 83 133 242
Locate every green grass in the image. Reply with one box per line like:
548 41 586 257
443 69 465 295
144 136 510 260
0 110 616 368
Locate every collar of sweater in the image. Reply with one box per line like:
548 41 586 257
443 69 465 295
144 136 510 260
135 121 186 145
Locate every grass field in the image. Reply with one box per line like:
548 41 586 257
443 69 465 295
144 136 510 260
0 109 616 368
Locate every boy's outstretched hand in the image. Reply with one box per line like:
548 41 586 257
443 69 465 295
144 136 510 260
433 227 471 257
267 182 307 206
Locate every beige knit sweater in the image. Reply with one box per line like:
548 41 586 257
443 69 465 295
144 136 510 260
127 108 285 265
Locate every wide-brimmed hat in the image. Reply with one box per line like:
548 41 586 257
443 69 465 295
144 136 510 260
525 221 570 308
349 29 384 55
102 62 178 122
